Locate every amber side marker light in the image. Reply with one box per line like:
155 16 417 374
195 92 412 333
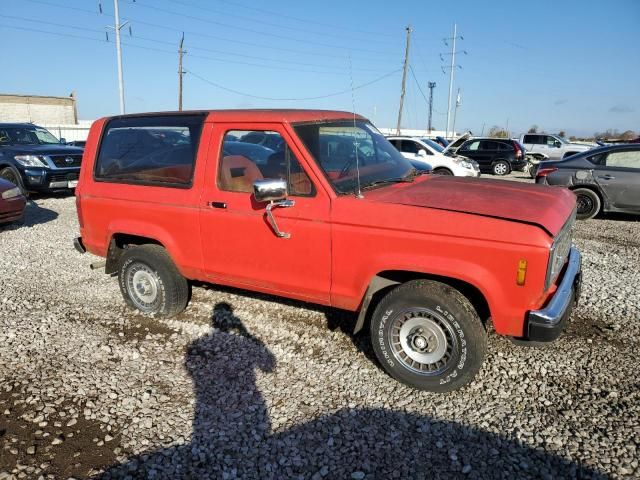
516 259 527 286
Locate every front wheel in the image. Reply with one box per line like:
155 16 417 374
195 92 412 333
432 168 453 176
370 280 487 392
0 167 26 195
118 244 190 317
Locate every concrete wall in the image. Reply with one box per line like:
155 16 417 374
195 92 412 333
0 93 78 125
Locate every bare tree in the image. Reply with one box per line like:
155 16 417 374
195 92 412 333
527 125 538 133
558 130 567 138
488 126 509 138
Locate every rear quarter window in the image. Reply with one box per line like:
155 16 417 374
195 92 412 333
94 114 205 187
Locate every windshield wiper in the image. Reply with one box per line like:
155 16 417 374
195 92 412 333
361 173 415 191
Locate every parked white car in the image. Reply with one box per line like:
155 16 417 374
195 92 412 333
387 136 480 176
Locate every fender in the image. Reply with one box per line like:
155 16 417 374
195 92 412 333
105 217 203 279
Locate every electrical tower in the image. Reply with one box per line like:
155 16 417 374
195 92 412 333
396 25 411 135
440 23 466 139
178 33 186 111
104 0 129 114
427 81 436 132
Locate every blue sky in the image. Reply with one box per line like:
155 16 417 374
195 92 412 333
2 0 639 136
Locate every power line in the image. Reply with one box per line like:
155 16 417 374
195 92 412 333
1 15 397 75
186 68 401 101
20 0 399 62
172 0 398 38
127 1 399 56
153 0 397 45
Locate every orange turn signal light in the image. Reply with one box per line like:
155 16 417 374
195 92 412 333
516 259 527 286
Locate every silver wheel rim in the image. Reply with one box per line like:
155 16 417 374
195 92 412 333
126 263 160 310
494 163 507 175
388 308 457 376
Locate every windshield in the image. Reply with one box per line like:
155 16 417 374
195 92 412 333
0 126 60 145
294 121 414 194
420 138 445 153
556 135 569 144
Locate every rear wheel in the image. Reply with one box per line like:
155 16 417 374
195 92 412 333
433 168 453 176
370 280 487 392
118 244 190 317
492 160 510 176
573 188 601 220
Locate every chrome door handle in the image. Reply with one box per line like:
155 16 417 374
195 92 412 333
598 175 615 180
265 199 295 238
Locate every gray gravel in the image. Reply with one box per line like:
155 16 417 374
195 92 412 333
0 190 639 479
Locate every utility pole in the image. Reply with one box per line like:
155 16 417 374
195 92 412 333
441 23 465 139
396 25 411 135
178 33 186 111
427 81 436 133
452 88 461 137
108 0 127 115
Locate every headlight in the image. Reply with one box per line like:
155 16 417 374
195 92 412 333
461 160 473 169
545 212 575 289
14 155 47 167
1 187 22 200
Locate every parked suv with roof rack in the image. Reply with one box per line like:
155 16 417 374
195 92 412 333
0 123 83 194
452 138 527 176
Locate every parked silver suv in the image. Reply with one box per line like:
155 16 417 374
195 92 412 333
520 133 592 160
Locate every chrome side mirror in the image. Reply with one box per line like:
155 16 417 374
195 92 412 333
253 178 294 238
253 178 288 203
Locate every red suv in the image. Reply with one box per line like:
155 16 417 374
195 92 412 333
74 110 581 392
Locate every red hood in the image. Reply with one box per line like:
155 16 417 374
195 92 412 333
367 176 576 236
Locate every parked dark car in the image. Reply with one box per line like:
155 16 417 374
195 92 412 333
0 177 27 225
452 138 526 175
536 144 640 219
0 123 83 194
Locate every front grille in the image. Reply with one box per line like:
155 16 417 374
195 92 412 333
49 154 82 168
50 172 79 183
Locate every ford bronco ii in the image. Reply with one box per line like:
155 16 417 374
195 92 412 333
74 110 581 392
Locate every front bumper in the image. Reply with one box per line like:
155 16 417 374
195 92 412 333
20 167 80 192
525 247 582 342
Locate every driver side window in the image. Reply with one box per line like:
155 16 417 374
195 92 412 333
218 130 314 196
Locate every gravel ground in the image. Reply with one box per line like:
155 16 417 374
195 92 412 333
0 180 639 479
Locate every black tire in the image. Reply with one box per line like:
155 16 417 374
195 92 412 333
573 188 601 220
433 168 453 176
492 160 510 176
0 167 27 196
370 280 487 392
118 244 190 317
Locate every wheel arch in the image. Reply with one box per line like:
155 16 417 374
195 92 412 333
353 270 491 334
105 233 165 274
432 167 454 175
568 184 607 211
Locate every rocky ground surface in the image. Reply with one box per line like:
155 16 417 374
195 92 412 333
0 178 639 479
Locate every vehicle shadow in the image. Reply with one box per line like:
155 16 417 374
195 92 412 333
97 302 606 480
0 199 58 231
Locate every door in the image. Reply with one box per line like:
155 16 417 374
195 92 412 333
457 139 482 163
594 148 640 210
199 123 332 303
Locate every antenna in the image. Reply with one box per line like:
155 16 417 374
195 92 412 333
348 53 363 199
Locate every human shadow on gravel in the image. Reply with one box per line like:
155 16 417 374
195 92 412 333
98 302 606 480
